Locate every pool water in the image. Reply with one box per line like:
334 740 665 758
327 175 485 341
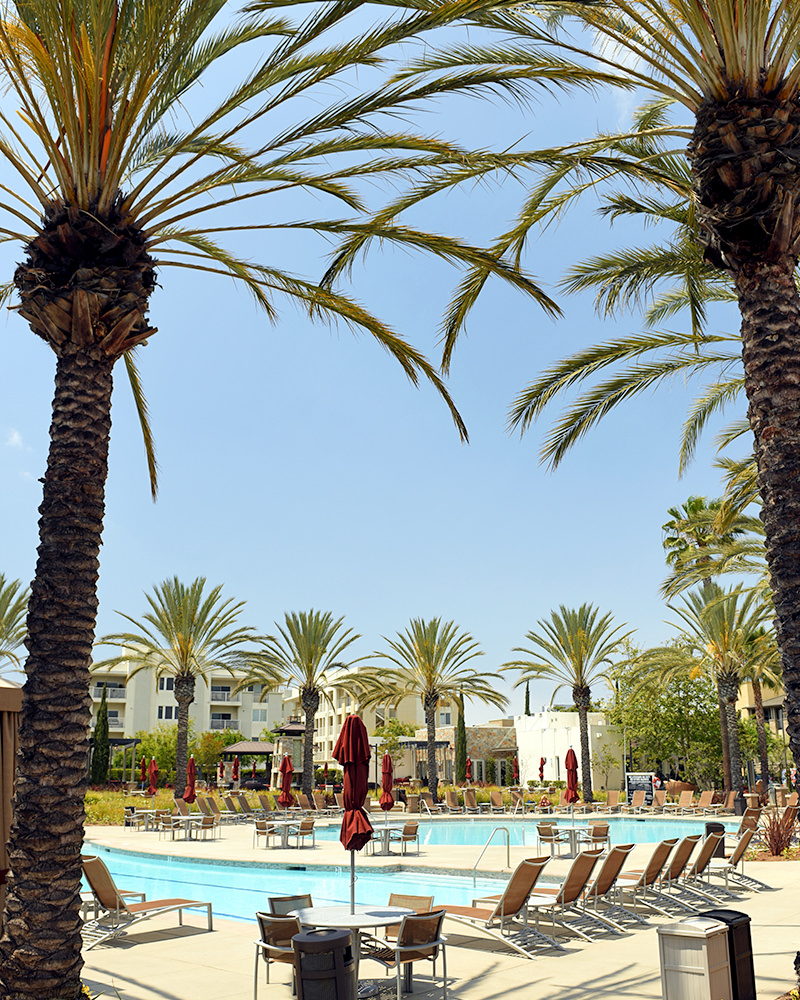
317 816 738 848
83 844 510 924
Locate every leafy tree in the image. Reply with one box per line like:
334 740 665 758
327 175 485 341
589 744 618 791
97 577 269 798
345 618 507 801
194 729 242 780
455 695 467 783
134 721 198 783
234 610 364 797
373 718 417 770
504 604 632 802
0 574 29 677
89 687 109 786
0 3 550 995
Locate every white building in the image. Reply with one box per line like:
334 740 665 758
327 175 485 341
515 711 623 791
89 665 284 739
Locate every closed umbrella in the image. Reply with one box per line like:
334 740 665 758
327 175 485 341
513 757 519 785
184 755 196 803
277 755 295 808
232 755 240 782
379 753 394 825
565 748 579 804
465 756 472 784
218 760 225 785
539 757 546 783
251 761 257 780
148 757 159 797
332 714 374 912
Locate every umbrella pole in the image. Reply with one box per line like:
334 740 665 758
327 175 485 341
350 851 355 913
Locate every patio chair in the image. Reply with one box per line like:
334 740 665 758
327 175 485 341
552 791 571 813
257 793 276 816
686 790 714 814
195 796 213 818
489 790 506 813
602 790 621 813
716 791 737 814
577 822 610 852
123 806 146 830
463 789 480 814
523 849 606 942
362 909 448 1000
296 793 315 814
445 790 464 813
234 793 257 820
174 797 194 817
312 792 335 815
510 789 526 814
421 793 445 814
381 893 435 940
224 794 248 823
615 838 678 915
253 912 300 1000
81 854 212 950
620 790 646 814
443 856 559 957
287 818 315 848
268 893 312 916
207 795 237 824
726 807 762 848
676 832 735 902
642 789 666 813
197 814 220 840
663 790 695 813
578 844 648 931
536 822 569 857
706 827 769 892
253 819 278 848
389 821 420 856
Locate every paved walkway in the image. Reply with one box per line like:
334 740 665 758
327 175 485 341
82 816 800 1000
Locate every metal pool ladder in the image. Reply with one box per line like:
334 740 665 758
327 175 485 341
471 826 510 887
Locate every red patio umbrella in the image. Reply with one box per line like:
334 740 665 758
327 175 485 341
379 753 394 823
323 762 329 785
277 755 295 808
184 755 196 803
139 755 146 786
218 760 225 785
251 761 257 780
148 757 158 796
332 714 374 912
539 757 546 783
232 756 240 782
565 748 579 804
465 756 472 784
513 756 519 784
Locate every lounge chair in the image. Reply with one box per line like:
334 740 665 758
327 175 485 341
552 791 570 813
463 789 480 814
663 790 694 813
716 791 737 814
510 789 526 814
642 789 666 813
223 794 248 822
389 821 420 855
443 856 559 958
489 790 506 814
445 790 464 813
686 790 714 814
523 849 605 942
257 793 276 817
602 790 621 813
207 795 237 824
676 832 734 901
620 790 645 814
312 792 336 815
254 912 300 999
233 793 257 820
649 835 704 914
616 838 678 914
81 854 212 949
362 909 448 1000
421 793 445 814
578 844 648 931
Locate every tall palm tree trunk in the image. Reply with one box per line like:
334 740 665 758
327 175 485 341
301 689 320 798
424 693 439 801
573 685 593 802
174 677 196 799
0 344 113 1000
718 689 732 792
718 674 743 793
752 678 770 790
734 259 800 772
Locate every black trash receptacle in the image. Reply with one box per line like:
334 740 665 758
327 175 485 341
733 792 746 816
293 928 356 1000
700 909 756 1000
705 821 726 857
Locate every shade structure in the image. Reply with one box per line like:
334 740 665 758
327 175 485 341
379 754 394 814
539 757 546 783
232 756 240 782
139 755 146 786
565 748 579 804
277 755 295 808
148 757 159 796
0 680 21 933
184 756 196 803
332 715 374 914
465 756 472 783
513 756 519 784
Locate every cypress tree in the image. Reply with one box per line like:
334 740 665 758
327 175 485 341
91 686 110 786
525 680 531 716
455 695 467 783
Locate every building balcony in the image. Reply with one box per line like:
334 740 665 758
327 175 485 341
210 691 241 704
91 686 127 701
210 719 240 731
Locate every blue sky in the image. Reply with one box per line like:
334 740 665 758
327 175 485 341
0 5 741 721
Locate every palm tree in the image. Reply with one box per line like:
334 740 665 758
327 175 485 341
234 610 364 797
0 575 28 677
96 577 270 797
503 604 632 802
345 617 507 801
0 3 555 995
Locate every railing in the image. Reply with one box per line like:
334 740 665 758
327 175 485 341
209 691 241 704
471 827 511 888
107 719 125 730
91 687 126 700
210 720 240 730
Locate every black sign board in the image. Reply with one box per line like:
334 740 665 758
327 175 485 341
625 771 654 806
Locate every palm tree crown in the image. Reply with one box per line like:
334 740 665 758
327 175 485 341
235 609 364 797
96 577 269 796
0 574 29 676
504 604 632 801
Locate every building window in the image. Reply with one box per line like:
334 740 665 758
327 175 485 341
158 677 174 691
473 759 485 782
252 709 269 724
438 709 451 726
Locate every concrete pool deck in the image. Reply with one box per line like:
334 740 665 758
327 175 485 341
82 816 800 1000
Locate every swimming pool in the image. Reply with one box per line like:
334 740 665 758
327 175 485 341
317 816 738 847
83 844 512 924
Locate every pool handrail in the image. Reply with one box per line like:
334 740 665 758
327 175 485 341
471 826 510 886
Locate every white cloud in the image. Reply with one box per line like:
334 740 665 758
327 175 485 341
5 429 22 448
